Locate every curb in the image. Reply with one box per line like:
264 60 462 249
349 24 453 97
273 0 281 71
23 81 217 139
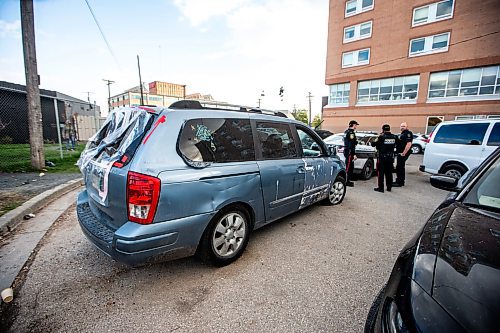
0 178 83 235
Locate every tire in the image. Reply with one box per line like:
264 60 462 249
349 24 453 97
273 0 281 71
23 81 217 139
442 164 467 179
411 144 422 154
360 158 374 180
323 175 346 205
364 285 386 333
198 205 251 267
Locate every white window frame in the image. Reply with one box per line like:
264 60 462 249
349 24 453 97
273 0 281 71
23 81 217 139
412 0 455 27
409 32 450 57
328 83 351 107
356 75 420 106
427 65 500 103
343 20 373 43
342 48 370 68
345 0 374 18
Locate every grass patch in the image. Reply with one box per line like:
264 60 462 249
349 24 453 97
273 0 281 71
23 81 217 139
0 143 85 173
0 201 23 217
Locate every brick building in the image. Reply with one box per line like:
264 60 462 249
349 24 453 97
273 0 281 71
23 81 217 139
110 81 186 110
324 0 500 134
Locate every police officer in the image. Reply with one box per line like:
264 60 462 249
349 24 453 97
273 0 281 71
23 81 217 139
372 124 398 193
393 122 413 187
344 120 358 187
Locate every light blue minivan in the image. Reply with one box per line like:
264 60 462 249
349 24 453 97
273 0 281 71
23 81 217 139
76 101 346 266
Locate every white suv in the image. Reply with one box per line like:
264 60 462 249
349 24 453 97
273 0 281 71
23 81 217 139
420 119 500 178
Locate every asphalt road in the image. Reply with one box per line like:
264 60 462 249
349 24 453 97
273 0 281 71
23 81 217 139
3 155 448 333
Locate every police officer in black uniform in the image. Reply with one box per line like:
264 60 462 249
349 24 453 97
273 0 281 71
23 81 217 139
393 122 413 187
344 120 358 187
372 124 399 193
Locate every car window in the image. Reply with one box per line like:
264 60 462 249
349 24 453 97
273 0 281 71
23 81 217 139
463 157 500 212
434 123 489 144
297 128 323 157
256 122 298 160
178 118 255 163
487 123 500 146
324 135 344 145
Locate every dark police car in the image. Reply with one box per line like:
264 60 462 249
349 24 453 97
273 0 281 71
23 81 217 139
365 147 500 333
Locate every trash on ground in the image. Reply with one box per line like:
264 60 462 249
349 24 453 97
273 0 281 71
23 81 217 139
23 213 36 220
39 172 45 177
1 288 14 303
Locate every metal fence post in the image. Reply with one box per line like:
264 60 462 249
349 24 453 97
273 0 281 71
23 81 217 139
53 98 63 159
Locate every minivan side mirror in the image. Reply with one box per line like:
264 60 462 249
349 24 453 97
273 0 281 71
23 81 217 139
328 146 337 156
430 174 461 192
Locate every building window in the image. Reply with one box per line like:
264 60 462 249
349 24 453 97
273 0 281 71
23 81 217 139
409 32 450 57
412 0 454 27
343 21 372 43
342 48 370 68
357 75 419 104
428 65 500 101
329 83 350 107
345 0 374 18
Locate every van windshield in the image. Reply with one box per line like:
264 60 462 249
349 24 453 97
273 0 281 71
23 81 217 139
77 107 154 173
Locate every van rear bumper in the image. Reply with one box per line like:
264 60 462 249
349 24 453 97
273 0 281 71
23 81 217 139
76 190 215 266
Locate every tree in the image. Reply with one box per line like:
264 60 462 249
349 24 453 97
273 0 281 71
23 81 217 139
312 114 322 128
292 109 308 125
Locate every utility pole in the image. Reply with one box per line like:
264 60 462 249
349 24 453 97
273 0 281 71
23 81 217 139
307 92 313 127
137 55 144 105
83 91 94 109
21 0 44 169
257 90 264 108
102 79 114 112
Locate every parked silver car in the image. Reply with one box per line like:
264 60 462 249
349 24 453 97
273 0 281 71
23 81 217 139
410 134 428 154
323 133 377 180
76 101 346 267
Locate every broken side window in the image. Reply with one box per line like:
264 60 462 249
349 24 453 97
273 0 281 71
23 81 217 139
178 118 255 167
256 122 298 160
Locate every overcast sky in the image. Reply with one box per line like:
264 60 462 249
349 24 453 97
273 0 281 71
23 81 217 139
0 0 329 117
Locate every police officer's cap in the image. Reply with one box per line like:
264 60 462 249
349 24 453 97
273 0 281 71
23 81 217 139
349 120 359 126
382 124 391 131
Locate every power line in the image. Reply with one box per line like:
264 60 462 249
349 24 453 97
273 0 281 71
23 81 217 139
83 0 119 67
332 30 500 77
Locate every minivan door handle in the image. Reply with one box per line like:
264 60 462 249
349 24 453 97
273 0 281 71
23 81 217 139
297 166 306 174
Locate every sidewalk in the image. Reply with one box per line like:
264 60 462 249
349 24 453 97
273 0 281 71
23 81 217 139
0 187 81 293
0 172 83 232
0 171 83 303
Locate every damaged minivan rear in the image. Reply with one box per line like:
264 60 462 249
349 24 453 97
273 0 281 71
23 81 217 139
76 103 346 266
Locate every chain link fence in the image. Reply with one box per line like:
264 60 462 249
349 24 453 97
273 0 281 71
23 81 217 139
0 81 104 170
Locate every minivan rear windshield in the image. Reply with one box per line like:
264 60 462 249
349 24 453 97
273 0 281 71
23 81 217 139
77 107 154 172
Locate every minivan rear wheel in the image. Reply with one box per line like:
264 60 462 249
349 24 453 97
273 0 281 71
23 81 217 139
323 175 346 205
442 164 467 179
198 205 251 266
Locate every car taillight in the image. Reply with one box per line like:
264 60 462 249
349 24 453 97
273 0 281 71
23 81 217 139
423 131 433 143
127 171 160 224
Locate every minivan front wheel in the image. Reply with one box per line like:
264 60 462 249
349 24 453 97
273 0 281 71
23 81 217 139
323 175 346 205
199 206 251 266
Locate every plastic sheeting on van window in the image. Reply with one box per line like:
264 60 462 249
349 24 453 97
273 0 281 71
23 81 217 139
77 107 153 202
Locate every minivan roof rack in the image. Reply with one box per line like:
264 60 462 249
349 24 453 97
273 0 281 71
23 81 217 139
169 100 289 118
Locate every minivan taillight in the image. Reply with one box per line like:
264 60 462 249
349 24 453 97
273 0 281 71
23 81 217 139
127 171 160 224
